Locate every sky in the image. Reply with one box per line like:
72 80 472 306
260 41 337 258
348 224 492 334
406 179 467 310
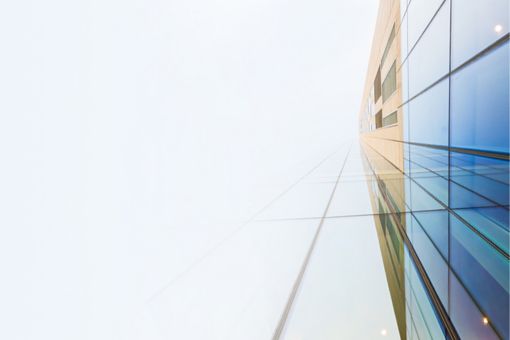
0 0 378 338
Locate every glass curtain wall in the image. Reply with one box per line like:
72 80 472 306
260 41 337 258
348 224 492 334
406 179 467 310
362 0 509 339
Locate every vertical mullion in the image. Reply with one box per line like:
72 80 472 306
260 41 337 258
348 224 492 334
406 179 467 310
447 0 453 315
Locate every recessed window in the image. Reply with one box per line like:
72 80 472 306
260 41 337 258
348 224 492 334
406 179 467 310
374 68 382 102
383 111 398 127
375 110 383 129
381 24 396 66
382 61 397 102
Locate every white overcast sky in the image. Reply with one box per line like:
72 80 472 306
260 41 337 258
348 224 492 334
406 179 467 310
0 0 378 339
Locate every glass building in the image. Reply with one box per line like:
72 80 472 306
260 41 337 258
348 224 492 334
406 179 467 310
142 1 508 339
359 0 509 339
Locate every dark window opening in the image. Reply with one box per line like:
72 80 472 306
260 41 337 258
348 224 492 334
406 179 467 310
382 61 397 102
383 110 398 126
374 67 382 102
375 110 383 129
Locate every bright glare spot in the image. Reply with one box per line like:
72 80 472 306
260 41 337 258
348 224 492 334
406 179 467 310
494 24 503 33
483 317 489 325
380 329 388 336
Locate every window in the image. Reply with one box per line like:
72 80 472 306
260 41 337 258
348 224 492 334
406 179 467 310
382 61 397 102
407 0 445 50
381 24 396 66
408 78 449 146
450 215 509 339
450 41 509 154
407 2 449 98
374 68 382 102
383 110 398 127
451 0 509 68
375 110 383 129
401 12 409 60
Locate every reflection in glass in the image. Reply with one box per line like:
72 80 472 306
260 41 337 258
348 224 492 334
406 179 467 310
450 42 510 154
407 80 448 146
361 140 510 340
408 213 448 307
407 0 449 97
404 246 446 340
450 215 509 338
280 216 401 340
450 272 500 340
450 152 510 206
407 0 446 50
451 0 509 67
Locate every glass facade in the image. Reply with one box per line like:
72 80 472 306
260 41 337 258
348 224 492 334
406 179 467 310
160 0 509 338
450 42 509 154
361 0 509 339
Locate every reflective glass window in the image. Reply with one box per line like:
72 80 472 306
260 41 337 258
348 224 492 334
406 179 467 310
450 42 509 154
449 180 493 209
402 103 409 142
408 145 449 177
408 79 449 146
451 153 510 184
400 12 409 60
450 215 509 339
451 170 509 206
450 272 501 340
451 0 509 68
414 176 448 206
408 214 449 306
408 2 449 98
407 0 446 50
454 207 509 254
401 60 409 103
400 0 409 21
406 178 444 212
412 210 449 259
404 247 446 339
280 217 402 340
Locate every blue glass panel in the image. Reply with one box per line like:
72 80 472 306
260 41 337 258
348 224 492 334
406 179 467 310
451 0 509 68
449 180 493 209
450 154 509 185
476 207 509 231
407 179 444 211
404 247 446 339
450 272 500 340
409 146 449 178
451 152 507 171
485 172 510 185
409 214 449 306
408 159 435 178
450 215 509 338
450 152 510 204
408 3 449 97
414 176 448 206
408 80 449 146
412 210 449 258
450 42 510 154
451 172 509 206
455 207 509 254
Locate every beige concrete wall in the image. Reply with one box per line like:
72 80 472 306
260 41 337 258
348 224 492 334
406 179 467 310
359 0 404 171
